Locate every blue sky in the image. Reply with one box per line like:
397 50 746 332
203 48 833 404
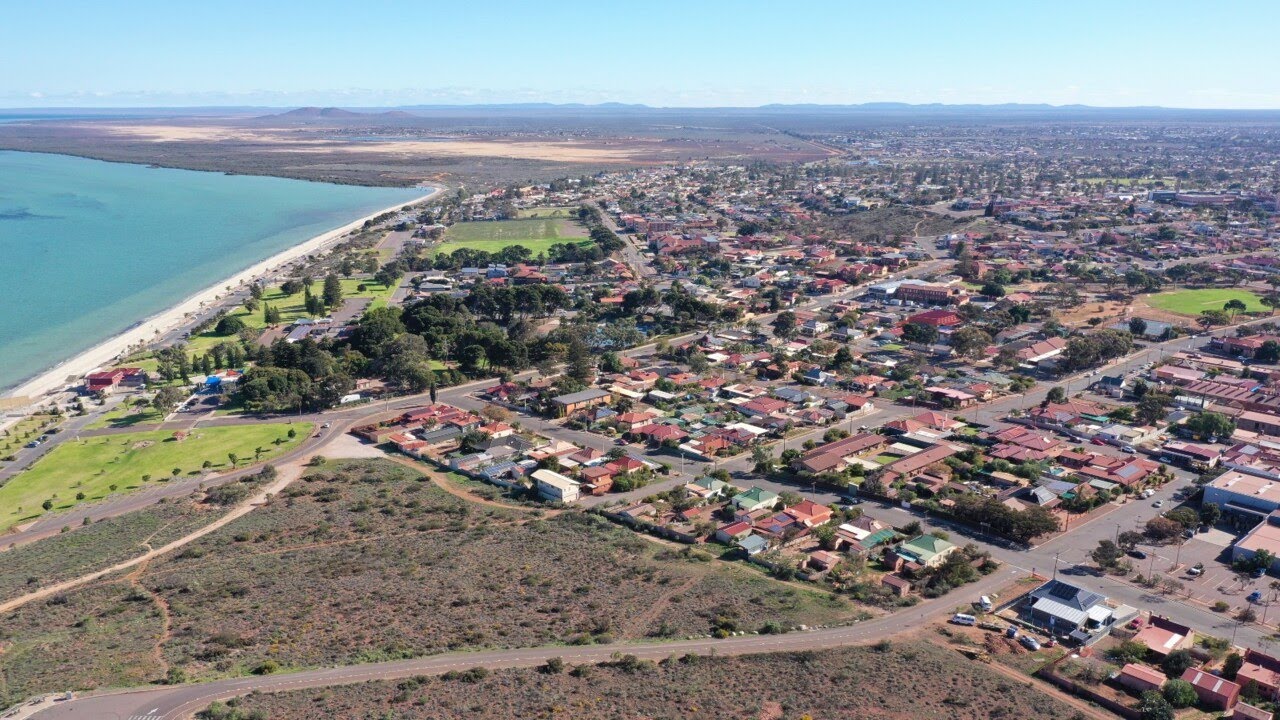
2 0 1277 108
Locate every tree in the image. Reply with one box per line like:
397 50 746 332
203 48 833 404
1224 651 1244 680
1165 507 1199 528
215 315 246 336
1199 309 1229 330
1145 516 1183 542
460 344 488 373
565 336 595 383
1128 317 1148 337
980 281 1006 298
901 322 939 345
1092 539 1123 568
772 311 797 339
1109 639 1150 664
1046 386 1067 404
1258 340 1280 364
1139 691 1174 720
227 452 239 468
1118 530 1144 552
1162 679 1197 708
1225 298 1248 320
1185 411 1235 440
1136 393 1171 425
950 326 992 359
1161 649 1196 678
151 385 186 413
322 273 343 309
1200 502 1222 527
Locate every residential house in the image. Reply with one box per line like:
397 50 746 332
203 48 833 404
550 388 612 417
1182 668 1240 710
730 487 780 512
886 534 958 570
1022 579 1115 644
1117 664 1167 694
531 468 581 503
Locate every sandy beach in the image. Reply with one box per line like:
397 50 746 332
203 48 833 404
3 186 442 404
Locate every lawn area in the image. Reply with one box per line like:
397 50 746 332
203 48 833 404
433 217 589 256
872 454 900 465
0 422 310 531
1145 288 1265 316
515 206 577 219
185 278 394 354
85 403 166 430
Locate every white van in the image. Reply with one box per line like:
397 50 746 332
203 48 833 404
979 595 993 612
951 613 977 626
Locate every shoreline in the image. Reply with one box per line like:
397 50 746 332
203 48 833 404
3 186 442 403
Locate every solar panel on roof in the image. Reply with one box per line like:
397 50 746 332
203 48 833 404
1049 582 1077 600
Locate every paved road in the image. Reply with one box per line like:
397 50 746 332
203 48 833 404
24 566 1024 720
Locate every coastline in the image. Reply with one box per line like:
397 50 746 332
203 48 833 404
3 185 442 403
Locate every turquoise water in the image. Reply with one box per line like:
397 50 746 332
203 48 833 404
0 151 424 392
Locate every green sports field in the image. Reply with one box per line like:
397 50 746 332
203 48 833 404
433 217 589 256
1145 288 1264 315
515 206 578 219
0 423 310 531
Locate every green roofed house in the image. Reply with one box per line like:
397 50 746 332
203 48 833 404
887 534 958 570
731 487 779 512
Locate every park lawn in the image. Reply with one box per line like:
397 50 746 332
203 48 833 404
85 403 166 430
515 206 577 219
185 278 394 354
433 217 590 256
1146 288 1265 316
0 422 310 532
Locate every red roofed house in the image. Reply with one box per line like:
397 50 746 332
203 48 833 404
1238 650 1280 701
1117 664 1167 694
1182 668 1240 710
579 465 614 495
907 309 963 327
784 499 833 528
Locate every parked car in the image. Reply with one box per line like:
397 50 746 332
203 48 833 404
1020 635 1042 651
1152 500 1164 508
1250 590 1264 603
1159 456 1174 463
1127 617 1145 630
1253 568 1267 579
1129 550 1147 560
1090 438 1107 446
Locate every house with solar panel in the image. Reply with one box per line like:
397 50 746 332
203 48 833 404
1021 579 1118 645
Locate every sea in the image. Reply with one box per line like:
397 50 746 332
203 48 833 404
0 150 424 393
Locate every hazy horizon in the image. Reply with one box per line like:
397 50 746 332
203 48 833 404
3 0 1278 110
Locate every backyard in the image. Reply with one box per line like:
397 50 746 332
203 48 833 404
0 423 309 531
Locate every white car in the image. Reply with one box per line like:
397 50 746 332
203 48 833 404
1153 500 1164 508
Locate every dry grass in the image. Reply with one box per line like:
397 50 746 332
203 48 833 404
0 459 863 700
207 640 1082 720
